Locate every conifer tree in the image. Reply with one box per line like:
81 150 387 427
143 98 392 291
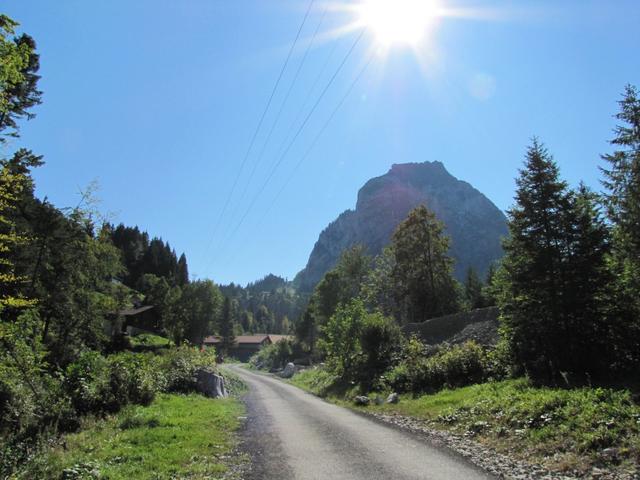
601 84 640 269
463 267 484 310
498 140 571 379
219 296 235 356
390 205 459 323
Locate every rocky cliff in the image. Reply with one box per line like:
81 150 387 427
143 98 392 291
294 161 508 292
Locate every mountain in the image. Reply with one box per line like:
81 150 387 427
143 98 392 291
294 161 508 292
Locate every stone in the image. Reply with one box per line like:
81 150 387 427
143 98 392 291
386 392 399 404
354 396 370 406
280 362 296 379
195 369 227 398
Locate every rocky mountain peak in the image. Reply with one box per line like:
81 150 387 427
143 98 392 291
294 161 508 292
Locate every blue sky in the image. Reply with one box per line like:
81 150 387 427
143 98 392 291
3 0 639 285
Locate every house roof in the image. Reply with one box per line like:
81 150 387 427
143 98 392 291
267 335 293 343
119 305 155 316
203 335 270 345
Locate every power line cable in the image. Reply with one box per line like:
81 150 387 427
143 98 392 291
220 51 376 269
213 29 366 262
198 0 315 267
232 6 329 221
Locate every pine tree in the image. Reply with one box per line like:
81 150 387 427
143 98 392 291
599 85 640 369
601 84 640 268
177 253 189 286
219 296 235 356
463 267 484 310
498 139 571 379
390 205 459 323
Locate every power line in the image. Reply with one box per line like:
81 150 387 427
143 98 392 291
231 5 329 223
266 52 376 219
214 29 366 261
198 0 316 267
221 52 376 269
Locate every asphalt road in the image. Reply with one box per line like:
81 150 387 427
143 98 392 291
227 365 494 480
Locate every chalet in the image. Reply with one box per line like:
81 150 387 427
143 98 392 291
203 334 293 361
104 304 161 337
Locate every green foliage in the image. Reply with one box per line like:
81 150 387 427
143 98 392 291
387 339 491 393
463 267 486 310
220 274 306 335
358 311 403 388
319 299 402 388
219 296 235 356
498 140 624 380
250 338 297 370
391 205 460 323
158 346 217 393
0 15 42 143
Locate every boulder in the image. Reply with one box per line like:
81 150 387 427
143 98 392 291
195 369 227 398
280 362 296 379
354 396 370 406
386 392 399 404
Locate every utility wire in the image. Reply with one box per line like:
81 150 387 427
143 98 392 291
214 29 366 261
220 51 376 269
198 0 315 266
232 6 329 222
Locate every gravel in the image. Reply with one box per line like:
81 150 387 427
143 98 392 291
363 412 639 480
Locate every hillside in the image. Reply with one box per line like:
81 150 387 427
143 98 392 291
294 161 508 292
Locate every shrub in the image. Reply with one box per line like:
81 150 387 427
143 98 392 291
358 312 402 388
388 340 490 393
250 339 298 371
158 346 217 393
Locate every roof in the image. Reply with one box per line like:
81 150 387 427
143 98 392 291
203 335 271 345
267 335 293 343
119 305 155 316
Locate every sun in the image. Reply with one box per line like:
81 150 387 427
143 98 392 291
357 0 442 47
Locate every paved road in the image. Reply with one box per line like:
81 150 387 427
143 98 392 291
227 365 494 480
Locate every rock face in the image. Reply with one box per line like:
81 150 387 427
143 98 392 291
195 369 228 398
294 162 508 292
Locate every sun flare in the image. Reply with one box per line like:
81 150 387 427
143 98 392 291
357 0 441 47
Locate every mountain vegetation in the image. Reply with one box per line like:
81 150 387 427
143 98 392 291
0 16 244 477
261 85 640 476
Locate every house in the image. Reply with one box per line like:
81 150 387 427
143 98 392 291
203 334 293 361
104 304 160 337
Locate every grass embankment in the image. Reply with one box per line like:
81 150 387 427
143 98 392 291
26 393 245 479
291 368 640 476
128 333 174 352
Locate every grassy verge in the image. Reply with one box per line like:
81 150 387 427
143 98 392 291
290 367 640 476
24 393 246 479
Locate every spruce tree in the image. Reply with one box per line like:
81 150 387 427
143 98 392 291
498 139 571 379
601 84 640 268
219 296 235 356
463 267 484 310
177 253 189 286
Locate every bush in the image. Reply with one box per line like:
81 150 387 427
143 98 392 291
387 340 490 393
358 312 402 388
250 339 298 371
158 346 217 393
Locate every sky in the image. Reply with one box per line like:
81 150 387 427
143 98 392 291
3 0 640 285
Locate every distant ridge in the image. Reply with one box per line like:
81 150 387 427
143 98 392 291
294 161 508 292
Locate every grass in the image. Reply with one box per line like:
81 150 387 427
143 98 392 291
25 393 245 479
129 333 173 349
290 367 640 476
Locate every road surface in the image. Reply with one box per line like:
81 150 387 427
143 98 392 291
227 365 494 480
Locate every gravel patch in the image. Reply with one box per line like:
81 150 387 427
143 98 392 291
364 411 639 480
